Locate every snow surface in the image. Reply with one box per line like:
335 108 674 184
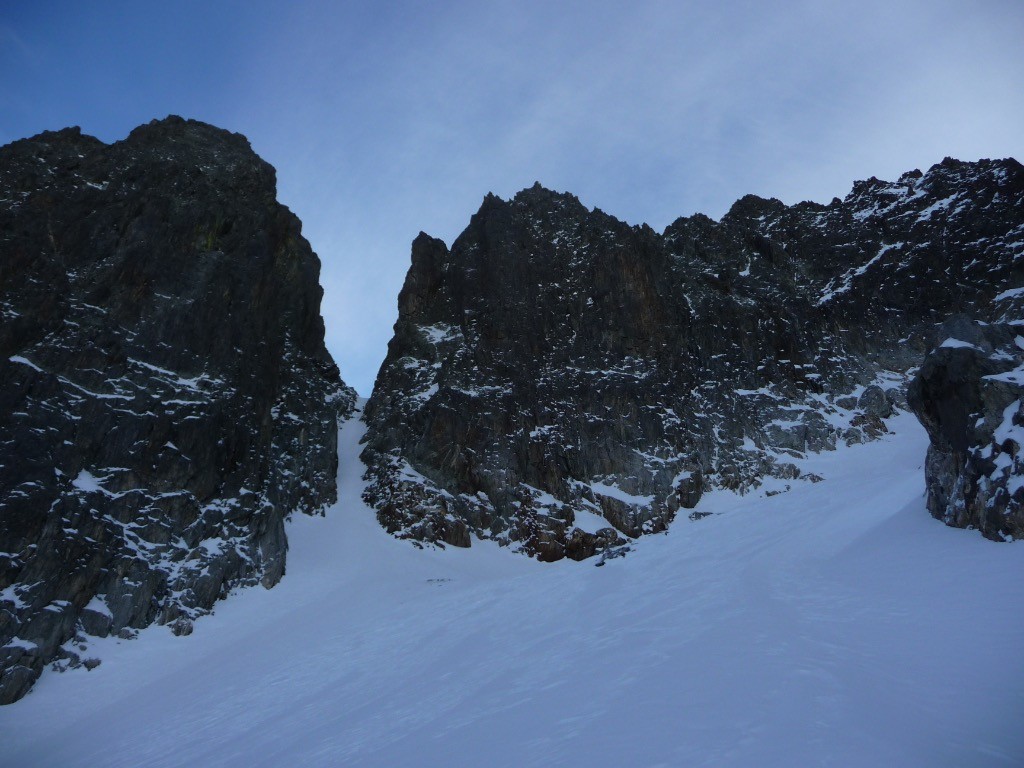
939 337 982 351
2 408 1022 767
995 286 1024 303
568 507 610 534
70 469 105 494
589 481 655 506
82 596 113 620
8 354 43 372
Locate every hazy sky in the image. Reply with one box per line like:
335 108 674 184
3 1 1023 394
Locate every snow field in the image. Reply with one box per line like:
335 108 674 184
1 408 1021 767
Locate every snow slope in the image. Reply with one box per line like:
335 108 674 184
1 406 1022 767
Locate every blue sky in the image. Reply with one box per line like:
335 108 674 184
3 1 1023 394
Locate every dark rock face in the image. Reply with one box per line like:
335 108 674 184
908 315 1024 540
362 159 1024 559
0 117 354 703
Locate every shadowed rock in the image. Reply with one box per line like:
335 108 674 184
908 316 1024 540
363 159 1024 559
0 117 354 703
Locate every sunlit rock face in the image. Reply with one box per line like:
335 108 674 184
0 117 355 703
362 159 1024 559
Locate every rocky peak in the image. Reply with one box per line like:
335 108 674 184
722 193 787 223
0 119 354 703
362 157 1024 561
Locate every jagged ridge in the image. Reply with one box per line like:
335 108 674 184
362 158 1024 559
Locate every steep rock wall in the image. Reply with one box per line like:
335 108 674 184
0 117 355 703
363 159 1024 559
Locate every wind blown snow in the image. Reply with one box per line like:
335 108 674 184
1 408 1021 767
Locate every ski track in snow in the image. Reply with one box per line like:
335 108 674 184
2 407 1022 767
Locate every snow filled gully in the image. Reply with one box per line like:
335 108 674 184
2 408 1022 767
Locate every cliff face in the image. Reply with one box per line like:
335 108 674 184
362 159 1024 559
0 117 355 703
908 314 1024 540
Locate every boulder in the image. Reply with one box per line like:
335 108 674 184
908 319 1024 539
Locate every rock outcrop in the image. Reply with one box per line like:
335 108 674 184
0 117 354 703
362 158 1024 559
908 312 1024 540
